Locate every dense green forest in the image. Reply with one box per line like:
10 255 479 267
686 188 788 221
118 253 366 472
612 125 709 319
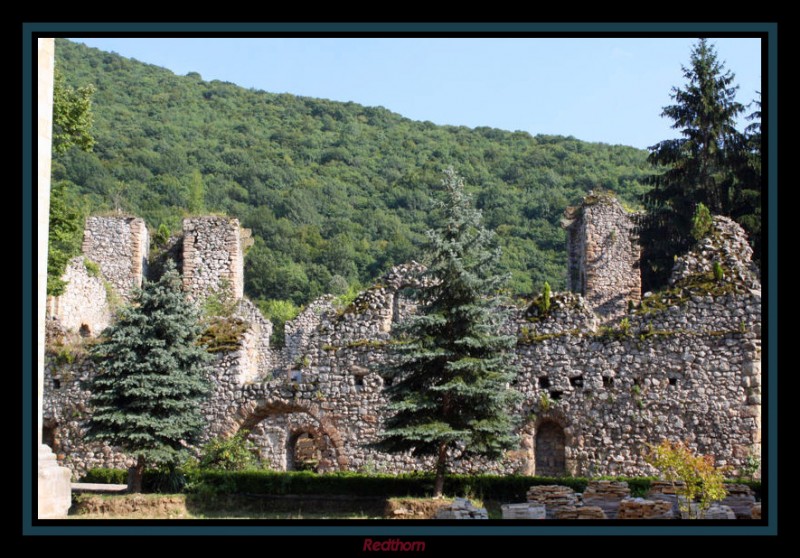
52 38 652 316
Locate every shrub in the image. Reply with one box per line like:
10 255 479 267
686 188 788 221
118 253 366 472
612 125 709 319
691 203 713 241
645 439 727 518
80 468 127 484
257 299 301 348
199 430 263 471
539 282 552 314
83 258 101 277
153 223 171 249
186 471 591 500
712 261 724 282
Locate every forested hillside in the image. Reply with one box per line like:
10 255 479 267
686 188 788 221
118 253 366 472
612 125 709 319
52 38 652 314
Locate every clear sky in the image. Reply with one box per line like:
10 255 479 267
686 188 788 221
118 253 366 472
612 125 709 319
70 37 762 150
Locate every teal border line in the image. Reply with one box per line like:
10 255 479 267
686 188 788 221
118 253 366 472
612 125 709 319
22 26 35 530
766 24 778 536
22 21 778 537
24 22 777 33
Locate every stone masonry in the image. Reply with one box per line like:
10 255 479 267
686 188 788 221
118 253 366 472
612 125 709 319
564 191 641 321
82 215 149 301
43 193 762 483
46 256 111 337
182 216 244 302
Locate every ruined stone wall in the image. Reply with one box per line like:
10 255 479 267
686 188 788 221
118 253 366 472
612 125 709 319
46 257 111 337
81 216 149 301
284 296 336 367
42 211 761 481
233 299 273 385
565 193 640 321
43 356 135 475
182 216 244 302
45 283 760 480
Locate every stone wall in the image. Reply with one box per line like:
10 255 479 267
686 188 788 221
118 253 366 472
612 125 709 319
182 216 244 302
43 356 135 474
82 216 149 301
565 192 640 321
42 207 762 482
230 298 273 385
46 257 110 336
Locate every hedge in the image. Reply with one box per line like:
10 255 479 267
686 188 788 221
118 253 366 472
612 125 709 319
79 468 185 492
77 468 761 501
80 468 127 484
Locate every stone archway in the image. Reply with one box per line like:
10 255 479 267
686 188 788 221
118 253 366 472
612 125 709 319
535 421 566 477
233 398 346 472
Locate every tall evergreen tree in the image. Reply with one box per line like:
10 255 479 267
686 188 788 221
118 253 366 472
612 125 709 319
87 262 211 491
639 39 746 290
374 168 520 497
731 92 762 265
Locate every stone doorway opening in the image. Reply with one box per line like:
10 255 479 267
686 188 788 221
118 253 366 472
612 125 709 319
42 418 58 453
287 430 321 471
535 421 566 476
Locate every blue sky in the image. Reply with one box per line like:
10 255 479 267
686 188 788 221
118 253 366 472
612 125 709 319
70 37 761 150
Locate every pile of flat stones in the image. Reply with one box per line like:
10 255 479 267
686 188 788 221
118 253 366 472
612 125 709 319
720 484 757 519
701 504 736 520
434 498 488 520
582 480 631 519
554 506 607 519
617 498 674 519
501 503 546 519
526 485 579 519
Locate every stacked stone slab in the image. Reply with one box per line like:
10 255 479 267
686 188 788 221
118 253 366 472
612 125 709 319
701 504 736 520
751 502 761 519
434 498 489 520
182 216 244 302
581 480 630 519
617 498 674 519
501 503 546 519
82 215 149 301
646 481 682 516
721 484 757 519
526 485 579 519
554 506 607 519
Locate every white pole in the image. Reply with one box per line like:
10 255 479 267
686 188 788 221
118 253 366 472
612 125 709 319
37 37 54 446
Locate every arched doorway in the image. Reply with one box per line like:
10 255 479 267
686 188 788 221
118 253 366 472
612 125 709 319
287 430 322 471
234 398 346 472
535 421 566 476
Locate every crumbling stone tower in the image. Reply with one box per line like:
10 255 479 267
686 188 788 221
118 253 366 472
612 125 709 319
563 191 640 321
81 215 149 301
182 216 244 302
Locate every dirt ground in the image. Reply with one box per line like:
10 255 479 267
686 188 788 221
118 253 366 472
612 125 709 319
71 494 190 519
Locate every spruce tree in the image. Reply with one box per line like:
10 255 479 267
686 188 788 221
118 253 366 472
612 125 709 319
639 38 746 290
732 92 762 265
375 168 520 497
87 262 211 491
